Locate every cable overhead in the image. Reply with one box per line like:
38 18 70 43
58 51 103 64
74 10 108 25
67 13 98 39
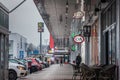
9 0 26 13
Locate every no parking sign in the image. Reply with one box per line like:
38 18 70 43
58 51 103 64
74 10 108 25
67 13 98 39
73 35 84 44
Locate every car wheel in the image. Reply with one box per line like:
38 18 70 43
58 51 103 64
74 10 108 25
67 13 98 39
31 66 37 73
9 70 17 80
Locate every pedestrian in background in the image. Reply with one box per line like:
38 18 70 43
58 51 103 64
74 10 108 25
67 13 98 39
75 53 82 68
60 57 63 66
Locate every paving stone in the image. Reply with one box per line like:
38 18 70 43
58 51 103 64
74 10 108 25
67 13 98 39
18 64 81 80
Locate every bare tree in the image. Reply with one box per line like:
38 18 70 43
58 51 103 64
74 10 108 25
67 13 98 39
27 43 36 56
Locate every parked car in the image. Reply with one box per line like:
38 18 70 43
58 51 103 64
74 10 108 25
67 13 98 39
17 59 28 70
43 61 49 68
35 58 45 69
9 62 27 80
9 59 27 69
36 58 49 68
26 59 32 73
26 58 42 73
17 58 33 73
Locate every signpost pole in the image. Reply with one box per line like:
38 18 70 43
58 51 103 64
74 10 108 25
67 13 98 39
38 22 44 61
40 32 42 55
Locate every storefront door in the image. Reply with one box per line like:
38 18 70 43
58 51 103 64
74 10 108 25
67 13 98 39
104 23 116 65
1 34 5 80
0 33 8 80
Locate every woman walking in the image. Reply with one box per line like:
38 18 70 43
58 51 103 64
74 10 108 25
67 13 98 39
60 57 63 66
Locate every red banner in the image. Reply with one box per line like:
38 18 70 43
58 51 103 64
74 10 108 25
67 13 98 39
49 34 54 49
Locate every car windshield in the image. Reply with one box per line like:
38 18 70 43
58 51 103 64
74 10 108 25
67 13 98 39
9 59 24 64
18 59 27 63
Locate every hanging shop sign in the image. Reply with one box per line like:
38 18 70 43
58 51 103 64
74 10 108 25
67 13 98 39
71 32 75 38
73 35 84 43
71 32 82 38
73 11 84 19
71 45 76 51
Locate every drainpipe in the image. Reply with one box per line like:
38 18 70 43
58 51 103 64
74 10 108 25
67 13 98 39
85 37 90 65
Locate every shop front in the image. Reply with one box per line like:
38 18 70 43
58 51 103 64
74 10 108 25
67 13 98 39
0 3 9 80
101 0 116 65
100 0 118 79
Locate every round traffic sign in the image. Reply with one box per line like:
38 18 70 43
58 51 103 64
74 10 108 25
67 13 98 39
73 35 84 43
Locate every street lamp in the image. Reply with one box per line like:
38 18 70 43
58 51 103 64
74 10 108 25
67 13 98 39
83 25 91 37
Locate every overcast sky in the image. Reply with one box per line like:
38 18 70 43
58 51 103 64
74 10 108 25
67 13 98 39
1 0 50 46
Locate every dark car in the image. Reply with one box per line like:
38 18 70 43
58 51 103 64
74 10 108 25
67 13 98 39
36 58 49 68
26 58 42 73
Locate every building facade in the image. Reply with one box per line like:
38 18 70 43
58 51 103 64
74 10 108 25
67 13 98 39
9 33 27 59
0 2 9 80
83 0 120 79
69 0 120 79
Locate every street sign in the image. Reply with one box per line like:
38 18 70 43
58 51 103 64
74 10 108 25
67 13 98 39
19 51 24 59
73 35 84 43
73 11 84 19
38 22 44 32
71 45 76 51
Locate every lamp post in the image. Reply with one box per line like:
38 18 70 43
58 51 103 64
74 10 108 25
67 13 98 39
83 25 91 65
40 32 42 55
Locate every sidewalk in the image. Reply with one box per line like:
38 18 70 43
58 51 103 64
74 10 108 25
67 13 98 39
18 64 80 80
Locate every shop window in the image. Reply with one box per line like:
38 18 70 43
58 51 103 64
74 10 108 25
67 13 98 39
111 27 116 64
0 10 1 25
113 2 116 22
1 35 5 68
108 8 112 26
102 13 106 30
0 9 9 29
4 14 9 28
102 1 116 28
102 0 116 65
0 11 4 27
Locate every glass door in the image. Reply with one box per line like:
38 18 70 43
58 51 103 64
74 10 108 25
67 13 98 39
110 25 116 64
104 31 109 65
1 34 5 80
0 34 2 80
104 23 116 65
0 34 7 80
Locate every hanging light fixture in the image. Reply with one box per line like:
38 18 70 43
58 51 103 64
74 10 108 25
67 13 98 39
66 0 68 14
66 0 69 8
65 0 69 28
59 14 63 23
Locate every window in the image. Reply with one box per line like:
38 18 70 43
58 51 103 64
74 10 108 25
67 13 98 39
102 1 116 28
0 9 9 29
4 14 9 28
0 10 4 26
102 1 116 65
111 27 116 64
